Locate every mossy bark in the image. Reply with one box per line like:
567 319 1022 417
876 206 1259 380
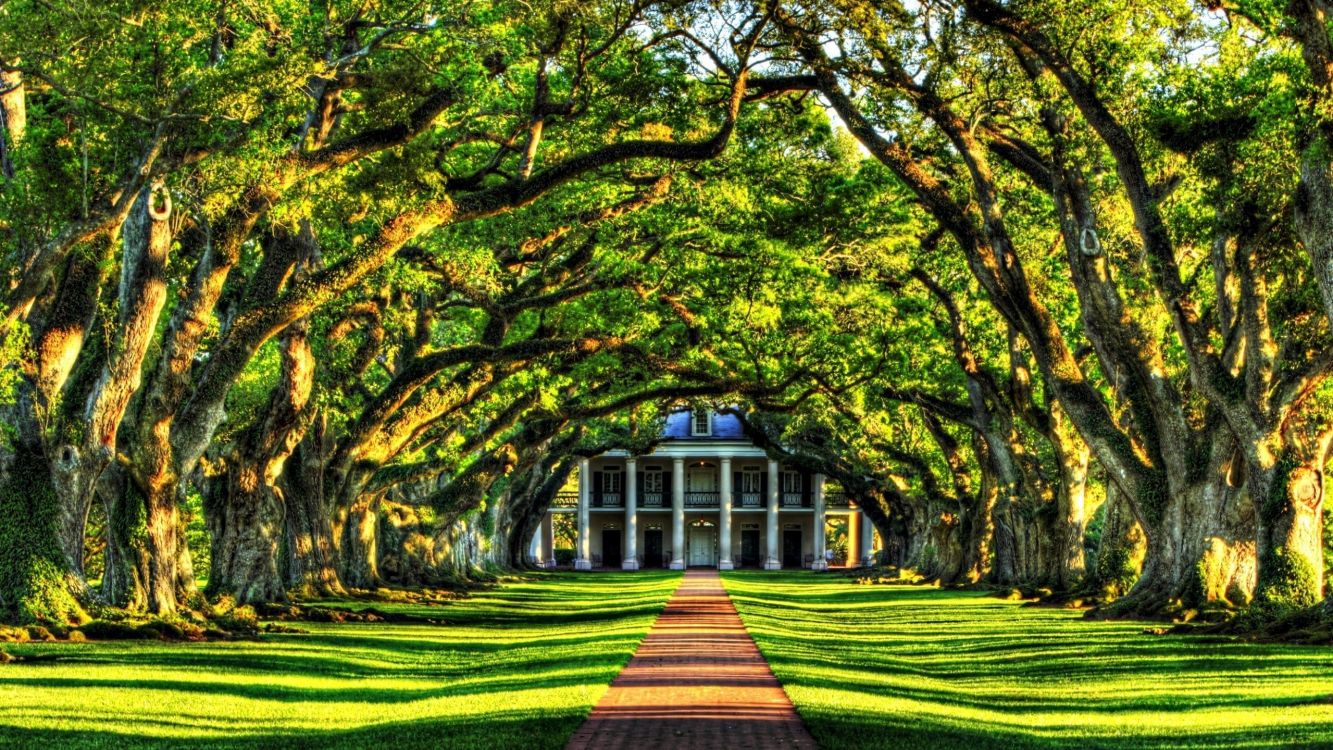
282 431 345 597
0 450 87 625
205 317 313 604
1097 438 1255 618
340 497 381 589
100 470 148 610
205 473 286 604
1091 483 1146 598
1253 451 1325 610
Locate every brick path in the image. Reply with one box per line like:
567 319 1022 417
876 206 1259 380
565 569 816 750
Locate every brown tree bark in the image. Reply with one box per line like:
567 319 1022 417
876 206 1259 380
206 311 315 604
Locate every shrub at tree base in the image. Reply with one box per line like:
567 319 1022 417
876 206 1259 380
1256 546 1322 613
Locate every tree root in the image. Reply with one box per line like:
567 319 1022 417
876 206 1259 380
1165 602 1333 645
254 602 449 625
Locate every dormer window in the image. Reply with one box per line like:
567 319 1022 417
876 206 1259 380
691 409 712 436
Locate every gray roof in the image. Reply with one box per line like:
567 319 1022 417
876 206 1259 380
662 409 746 440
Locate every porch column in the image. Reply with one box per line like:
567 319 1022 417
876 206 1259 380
670 457 686 570
541 512 556 569
764 459 781 570
860 508 875 567
530 526 541 565
811 473 828 571
575 458 592 570
848 510 861 567
718 458 734 570
623 458 640 570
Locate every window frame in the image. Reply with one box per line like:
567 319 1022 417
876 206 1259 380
781 469 801 494
603 467 623 494
690 409 712 436
741 467 762 494
644 469 663 494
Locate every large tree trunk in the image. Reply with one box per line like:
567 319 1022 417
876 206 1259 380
1092 481 1146 598
0 448 88 624
144 486 187 614
1098 437 1254 617
1052 409 1091 589
206 472 287 604
30 243 110 579
51 185 174 585
341 496 381 589
206 309 314 604
926 513 965 581
283 426 344 597
1252 439 1329 610
977 433 1022 585
957 482 993 584
100 467 148 609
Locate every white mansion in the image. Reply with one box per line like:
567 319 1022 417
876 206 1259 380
531 409 878 570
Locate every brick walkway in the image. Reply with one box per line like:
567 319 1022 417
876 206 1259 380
565 569 816 750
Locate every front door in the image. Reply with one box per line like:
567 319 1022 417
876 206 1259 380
644 529 663 568
782 529 802 568
602 529 622 568
688 527 716 567
740 530 760 567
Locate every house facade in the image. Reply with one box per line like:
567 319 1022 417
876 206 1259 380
531 409 878 570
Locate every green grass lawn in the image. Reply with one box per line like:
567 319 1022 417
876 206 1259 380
722 570 1333 750
0 571 681 749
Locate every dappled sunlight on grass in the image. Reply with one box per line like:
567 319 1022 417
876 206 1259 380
722 571 1333 750
0 571 681 749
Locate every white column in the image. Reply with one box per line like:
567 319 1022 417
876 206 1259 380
719 457 734 570
811 473 828 571
859 509 875 567
530 525 542 565
764 459 781 570
541 512 556 569
671 458 686 570
623 458 640 570
575 458 592 570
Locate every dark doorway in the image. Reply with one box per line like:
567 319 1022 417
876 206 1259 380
740 529 760 568
643 529 662 569
603 529 623 568
782 529 802 569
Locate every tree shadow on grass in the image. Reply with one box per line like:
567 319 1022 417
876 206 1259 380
0 711 588 750
721 570 1333 750
0 573 684 749
799 710 1333 750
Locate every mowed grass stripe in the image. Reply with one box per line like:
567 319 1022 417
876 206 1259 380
0 571 682 749
722 570 1333 750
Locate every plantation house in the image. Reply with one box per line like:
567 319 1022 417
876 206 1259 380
531 409 878 570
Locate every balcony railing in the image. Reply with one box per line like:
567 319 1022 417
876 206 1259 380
685 492 720 508
552 489 842 511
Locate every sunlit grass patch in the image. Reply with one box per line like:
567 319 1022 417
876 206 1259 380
0 571 681 749
723 571 1333 750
